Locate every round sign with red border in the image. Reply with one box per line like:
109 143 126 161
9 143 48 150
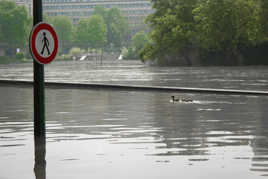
30 22 58 64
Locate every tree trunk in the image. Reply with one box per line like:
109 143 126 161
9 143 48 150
182 49 192 66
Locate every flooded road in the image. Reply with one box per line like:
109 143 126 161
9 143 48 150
1 61 268 178
1 60 268 90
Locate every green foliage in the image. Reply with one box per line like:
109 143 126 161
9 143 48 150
140 43 157 62
56 54 72 61
106 8 129 47
125 31 149 59
88 15 107 48
51 16 73 43
75 15 107 49
15 52 24 60
132 31 149 53
93 6 107 18
259 0 268 40
75 19 90 45
142 0 198 61
93 6 130 48
50 16 74 54
0 56 9 63
69 47 84 57
194 0 261 51
43 14 52 24
121 47 128 58
0 0 30 48
142 0 268 65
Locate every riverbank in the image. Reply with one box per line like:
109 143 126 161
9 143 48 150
0 51 122 64
0 56 31 64
150 42 268 67
0 55 74 64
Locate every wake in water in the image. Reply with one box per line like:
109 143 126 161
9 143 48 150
170 95 246 105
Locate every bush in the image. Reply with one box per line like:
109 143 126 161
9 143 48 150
0 56 9 63
56 54 72 61
121 47 128 59
15 52 24 60
69 47 84 57
123 47 140 60
25 50 32 59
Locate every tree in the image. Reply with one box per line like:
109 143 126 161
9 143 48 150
142 0 265 65
193 0 261 64
194 0 260 50
93 5 107 19
93 6 129 48
132 32 149 51
87 15 107 48
127 31 149 59
141 0 198 64
0 0 30 55
75 19 90 47
50 16 74 53
259 0 268 41
106 8 129 47
75 15 107 49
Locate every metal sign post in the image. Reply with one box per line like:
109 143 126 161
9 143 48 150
33 1 45 142
32 0 46 179
31 2 58 178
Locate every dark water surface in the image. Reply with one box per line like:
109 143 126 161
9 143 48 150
1 61 268 178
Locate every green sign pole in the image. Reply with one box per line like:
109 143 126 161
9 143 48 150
33 0 46 179
33 0 45 138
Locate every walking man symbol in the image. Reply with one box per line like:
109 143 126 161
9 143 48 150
41 32 50 55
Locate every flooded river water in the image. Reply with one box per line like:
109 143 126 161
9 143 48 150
0 60 268 178
1 60 268 90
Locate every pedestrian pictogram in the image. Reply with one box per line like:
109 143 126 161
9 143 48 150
30 22 58 64
41 32 50 56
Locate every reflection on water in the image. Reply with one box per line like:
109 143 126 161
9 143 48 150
1 86 268 178
250 104 268 177
34 136 46 179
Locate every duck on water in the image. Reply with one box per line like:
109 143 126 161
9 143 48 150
170 96 194 103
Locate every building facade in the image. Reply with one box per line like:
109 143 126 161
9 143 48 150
43 0 153 34
13 0 152 34
13 0 153 34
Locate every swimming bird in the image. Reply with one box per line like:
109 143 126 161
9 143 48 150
171 96 193 103
171 96 179 102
